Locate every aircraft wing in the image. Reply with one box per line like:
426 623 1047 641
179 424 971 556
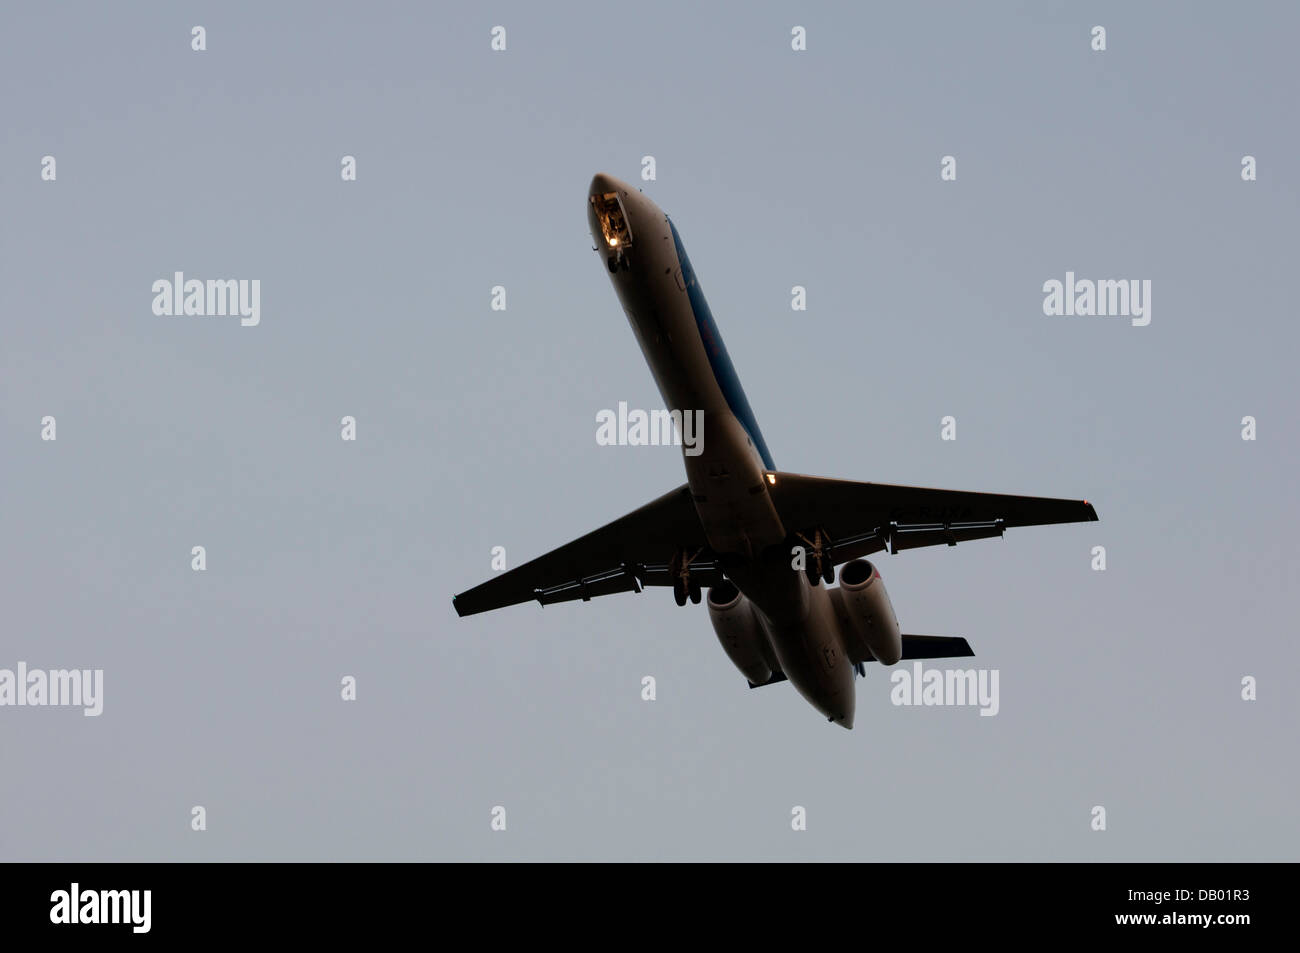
767 471 1097 563
453 472 1097 616
452 484 720 617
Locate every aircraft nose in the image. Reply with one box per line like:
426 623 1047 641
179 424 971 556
589 173 636 256
830 690 855 729
589 172 621 197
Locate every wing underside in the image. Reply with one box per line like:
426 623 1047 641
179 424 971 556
451 484 718 617
452 473 1097 616
768 471 1097 565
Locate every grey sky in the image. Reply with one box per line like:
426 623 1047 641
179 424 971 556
2 2 1297 860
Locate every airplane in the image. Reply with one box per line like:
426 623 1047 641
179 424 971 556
453 172 1098 728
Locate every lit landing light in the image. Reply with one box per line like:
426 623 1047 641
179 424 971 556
765 473 777 486
609 237 619 247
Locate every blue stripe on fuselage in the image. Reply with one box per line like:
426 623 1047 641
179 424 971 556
668 218 776 471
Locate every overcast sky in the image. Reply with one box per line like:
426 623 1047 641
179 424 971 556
2 1 1297 860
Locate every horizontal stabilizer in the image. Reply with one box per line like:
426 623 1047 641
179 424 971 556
890 634 975 661
748 635 974 689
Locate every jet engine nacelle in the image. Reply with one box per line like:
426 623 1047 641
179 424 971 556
707 581 777 685
836 559 902 665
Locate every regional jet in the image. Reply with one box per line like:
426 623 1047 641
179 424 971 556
453 173 1097 727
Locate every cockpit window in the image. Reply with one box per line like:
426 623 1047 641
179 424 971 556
591 191 633 249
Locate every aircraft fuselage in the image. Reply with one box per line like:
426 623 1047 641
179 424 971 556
587 173 856 726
